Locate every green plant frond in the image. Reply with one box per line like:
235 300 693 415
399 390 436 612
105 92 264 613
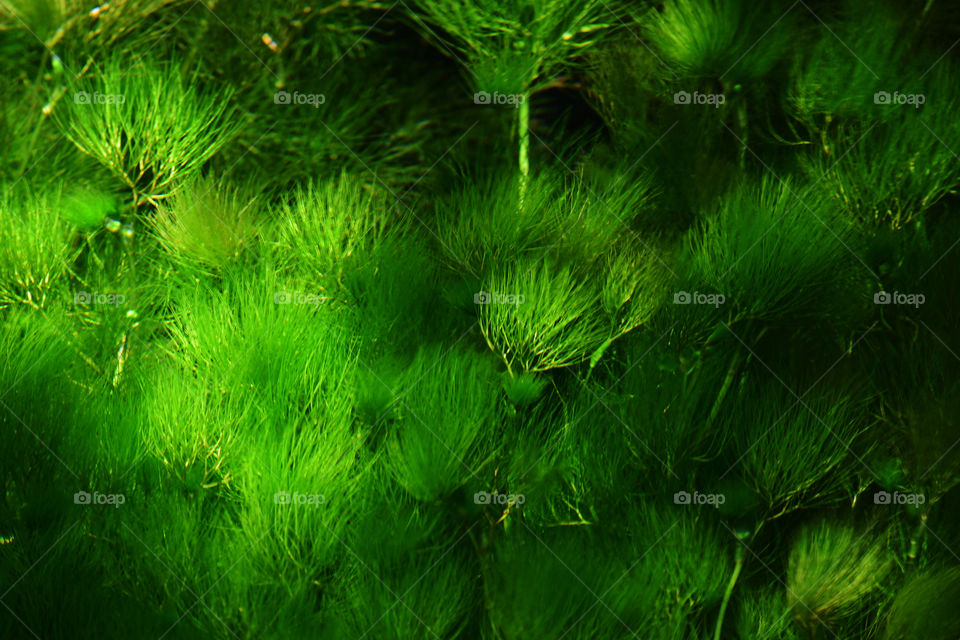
414 0 624 93
486 528 618 639
619 506 729 617
726 383 868 516
787 518 894 633
882 566 960 640
789 0 916 126
274 170 393 285
149 174 261 274
643 0 793 82
436 169 565 276
478 248 668 375
501 369 549 407
2 0 194 55
736 586 800 640
56 57 241 208
683 176 865 325
163 267 358 404
437 164 659 278
334 538 476 640
804 64 960 229
477 257 609 374
0 186 78 309
387 344 501 501
136 360 247 493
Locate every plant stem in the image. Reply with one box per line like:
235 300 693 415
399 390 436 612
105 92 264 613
714 543 746 640
706 347 744 430
737 100 748 169
518 91 530 209
907 507 929 561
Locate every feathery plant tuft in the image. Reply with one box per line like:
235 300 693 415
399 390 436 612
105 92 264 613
413 0 622 94
387 344 500 501
786 519 893 635
477 252 664 375
149 174 261 274
736 587 799 640
789 0 914 126
461 168 667 374
882 566 960 640
333 508 476 639
56 58 241 209
726 383 867 519
683 177 865 325
412 0 624 195
642 0 792 82
802 62 960 229
274 171 392 287
0 187 77 309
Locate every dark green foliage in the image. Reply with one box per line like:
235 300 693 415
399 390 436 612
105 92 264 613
3 0 960 638
882 566 960 640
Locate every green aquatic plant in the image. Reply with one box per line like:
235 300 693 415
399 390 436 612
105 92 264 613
882 566 960 640
787 519 893 635
148 174 261 274
642 0 792 82
412 0 625 199
56 58 241 208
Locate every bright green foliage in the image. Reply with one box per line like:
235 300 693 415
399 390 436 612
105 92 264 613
787 519 894 634
275 171 391 285
0 188 78 308
642 0 792 82
387 344 500 501
56 58 241 207
412 0 622 95
149 174 261 273
4 1 960 638
457 170 666 373
478 250 664 374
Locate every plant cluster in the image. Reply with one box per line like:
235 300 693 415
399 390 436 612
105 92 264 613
2 0 960 638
